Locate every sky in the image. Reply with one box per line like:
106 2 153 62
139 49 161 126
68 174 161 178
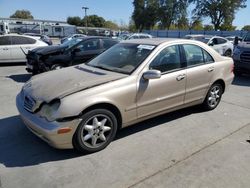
0 0 249 29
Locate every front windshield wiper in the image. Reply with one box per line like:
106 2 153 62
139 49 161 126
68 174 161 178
88 64 129 74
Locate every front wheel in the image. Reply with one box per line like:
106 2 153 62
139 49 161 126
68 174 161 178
202 83 223 110
73 109 118 153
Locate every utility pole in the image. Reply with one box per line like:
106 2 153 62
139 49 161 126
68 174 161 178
82 6 89 34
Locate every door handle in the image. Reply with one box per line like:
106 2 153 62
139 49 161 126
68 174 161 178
176 74 186 81
3 48 8 50
208 67 215 72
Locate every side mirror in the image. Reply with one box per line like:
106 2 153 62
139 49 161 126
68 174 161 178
234 36 239 46
143 70 161 80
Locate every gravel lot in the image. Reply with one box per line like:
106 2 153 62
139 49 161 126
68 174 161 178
0 65 250 188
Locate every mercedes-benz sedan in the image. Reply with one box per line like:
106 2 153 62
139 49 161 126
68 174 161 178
16 38 234 153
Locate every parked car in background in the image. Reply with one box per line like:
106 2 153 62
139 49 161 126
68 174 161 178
26 36 118 74
185 35 234 56
23 33 53 45
61 34 87 44
117 33 153 41
233 32 250 76
17 38 234 153
0 34 48 63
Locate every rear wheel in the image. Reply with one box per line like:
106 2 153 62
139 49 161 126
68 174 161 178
202 83 223 110
73 109 118 153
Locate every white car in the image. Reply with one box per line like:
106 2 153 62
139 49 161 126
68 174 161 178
0 34 48 63
185 35 234 56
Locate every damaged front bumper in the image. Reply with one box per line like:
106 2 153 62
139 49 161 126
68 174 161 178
16 93 80 149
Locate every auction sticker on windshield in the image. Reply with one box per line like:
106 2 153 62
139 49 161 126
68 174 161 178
137 45 155 50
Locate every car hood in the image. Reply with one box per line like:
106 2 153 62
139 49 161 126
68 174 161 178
23 64 127 103
30 45 66 55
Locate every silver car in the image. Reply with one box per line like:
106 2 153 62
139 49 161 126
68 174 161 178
16 38 234 153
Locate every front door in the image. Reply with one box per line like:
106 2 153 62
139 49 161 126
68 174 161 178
137 45 186 118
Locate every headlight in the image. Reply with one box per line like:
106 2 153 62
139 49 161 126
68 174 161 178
39 99 60 122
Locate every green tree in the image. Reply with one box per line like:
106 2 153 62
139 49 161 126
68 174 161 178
204 25 214 31
83 15 106 27
132 0 159 31
191 0 247 31
67 16 82 26
10 10 33 19
190 19 203 30
104 21 119 30
242 25 250 31
176 15 189 30
158 0 190 29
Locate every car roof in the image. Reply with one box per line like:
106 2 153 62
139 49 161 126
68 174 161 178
0 33 39 39
120 38 184 45
79 36 118 40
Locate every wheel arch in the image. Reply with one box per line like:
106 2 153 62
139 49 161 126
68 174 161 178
212 79 226 93
79 103 123 130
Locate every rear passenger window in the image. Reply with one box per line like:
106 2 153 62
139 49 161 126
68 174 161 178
183 44 204 66
203 49 214 63
149 45 182 73
217 38 227 44
11 36 36 45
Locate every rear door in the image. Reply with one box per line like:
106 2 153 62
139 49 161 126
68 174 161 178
0 36 11 62
182 44 215 104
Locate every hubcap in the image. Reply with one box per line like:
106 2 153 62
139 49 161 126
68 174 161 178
81 115 112 148
208 86 221 108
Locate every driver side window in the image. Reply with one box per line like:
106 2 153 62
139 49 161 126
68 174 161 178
149 45 181 73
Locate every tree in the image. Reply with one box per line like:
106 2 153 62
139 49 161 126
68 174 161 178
190 19 203 30
204 25 214 31
132 0 159 31
83 15 106 27
10 10 33 19
67 16 82 26
191 0 247 31
158 0 190 29
242 25 250 31
176 15 189 30
104 21 119 30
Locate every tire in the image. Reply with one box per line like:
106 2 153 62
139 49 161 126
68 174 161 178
202 83 223 111
51 64 63 70
224 49 232 57
73 109 118 154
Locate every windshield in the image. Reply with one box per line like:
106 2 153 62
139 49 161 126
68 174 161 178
87 43 155 74
61 38 83 49
243 33 250 42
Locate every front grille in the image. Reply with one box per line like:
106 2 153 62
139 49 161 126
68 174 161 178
240 51 250 63
24 95 36 112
